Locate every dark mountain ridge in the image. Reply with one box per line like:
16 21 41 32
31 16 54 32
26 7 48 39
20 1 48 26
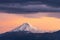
0 30 60 40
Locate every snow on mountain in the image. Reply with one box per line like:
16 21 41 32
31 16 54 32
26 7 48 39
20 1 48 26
12 23 39 33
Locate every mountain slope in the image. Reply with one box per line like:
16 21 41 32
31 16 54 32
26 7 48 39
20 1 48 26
12 23 38 33
0 30 60 40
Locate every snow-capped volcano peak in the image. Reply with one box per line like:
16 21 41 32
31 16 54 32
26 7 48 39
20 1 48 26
12 23 38 33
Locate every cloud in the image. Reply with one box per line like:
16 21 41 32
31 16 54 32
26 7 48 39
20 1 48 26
48 13 60 18
0 0 60 7
0 1 59 18
0 0 60 13
16 12 60 18
19 13 49 18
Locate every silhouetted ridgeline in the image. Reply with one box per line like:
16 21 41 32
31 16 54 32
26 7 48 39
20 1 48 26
0 31 60 40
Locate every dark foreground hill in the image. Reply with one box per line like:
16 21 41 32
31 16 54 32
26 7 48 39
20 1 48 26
0 31 60 40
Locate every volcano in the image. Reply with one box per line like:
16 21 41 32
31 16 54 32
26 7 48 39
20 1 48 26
12 23 38 33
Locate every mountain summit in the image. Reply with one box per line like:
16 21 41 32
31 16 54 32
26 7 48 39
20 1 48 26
12 23 38 33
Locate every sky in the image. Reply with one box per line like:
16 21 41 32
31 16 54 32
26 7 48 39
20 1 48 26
0 0 60 33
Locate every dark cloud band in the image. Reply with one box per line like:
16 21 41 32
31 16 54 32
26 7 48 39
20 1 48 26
0 0 60 7
0 3 60 14
0 0 60 13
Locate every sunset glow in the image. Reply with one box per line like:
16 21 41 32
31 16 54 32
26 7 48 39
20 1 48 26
0 12 60 33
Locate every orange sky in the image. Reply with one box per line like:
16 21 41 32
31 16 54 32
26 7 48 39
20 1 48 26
0 12 60 33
